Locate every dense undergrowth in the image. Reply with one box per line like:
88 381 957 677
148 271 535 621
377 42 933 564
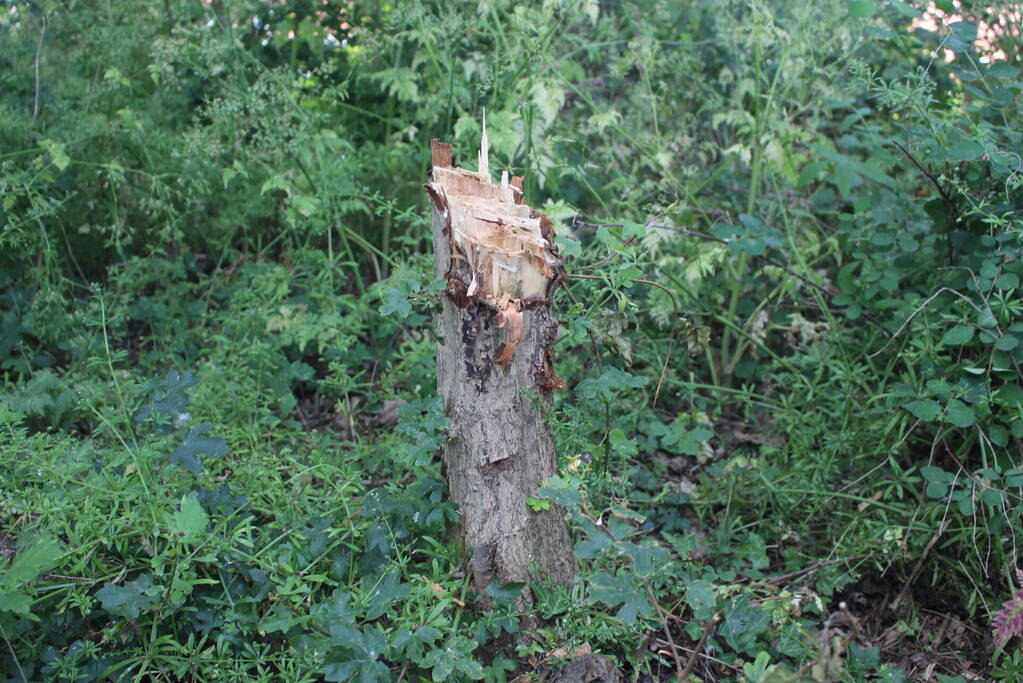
1 0 1022 680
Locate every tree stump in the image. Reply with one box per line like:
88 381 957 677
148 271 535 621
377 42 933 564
425 133 576 602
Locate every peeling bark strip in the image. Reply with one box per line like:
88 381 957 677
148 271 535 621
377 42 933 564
426 134 576 600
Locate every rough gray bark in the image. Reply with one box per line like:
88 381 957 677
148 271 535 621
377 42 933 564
425 136 576 600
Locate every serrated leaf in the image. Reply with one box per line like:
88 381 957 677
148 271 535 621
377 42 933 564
1 536 62 591
0 591 32 616
170 493 209 541
41 139 70 172
379 286 413 318
576 367 648 401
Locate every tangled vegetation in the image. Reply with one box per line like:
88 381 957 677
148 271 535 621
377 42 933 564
1 0 1022 680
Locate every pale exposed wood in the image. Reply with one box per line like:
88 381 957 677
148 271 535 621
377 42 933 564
426 134 575 602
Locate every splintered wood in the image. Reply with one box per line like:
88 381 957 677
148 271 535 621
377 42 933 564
425 131 575 600
425 136 562 364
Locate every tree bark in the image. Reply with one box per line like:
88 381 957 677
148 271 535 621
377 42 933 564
425 136 576 601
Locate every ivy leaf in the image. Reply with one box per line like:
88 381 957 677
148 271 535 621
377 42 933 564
686 580 715 620
485 579 527 602
720 597 771 655
171 424 227 473
588 571 652 624
96 574 160 620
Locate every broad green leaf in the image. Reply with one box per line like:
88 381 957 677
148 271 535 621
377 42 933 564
539 475 582 507
588 571 652 624
364 570 410 620
575 517 613 560
995 384 1023 407
904 399 941 422
848 0 876 18
946 21 977 53
622 221 647 238
556 235 582 258
96 575 160 619
995 335 1019 351
995 273 1020 290
170 493 209 541
945 399 975 428
685 580 715 620
941 325 974 346
171 424 227 473
888 0 921 17
0 591 31 616
661 421 713 455
720 597 772 654
380 291 412 318
259 604 297 633
1 536 62 590
609 428 638 457
981 488 1005 507
849 643 881 669
420 636 483 682
920 466 952 483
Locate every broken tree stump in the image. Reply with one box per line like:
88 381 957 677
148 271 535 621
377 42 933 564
425 131 576 601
